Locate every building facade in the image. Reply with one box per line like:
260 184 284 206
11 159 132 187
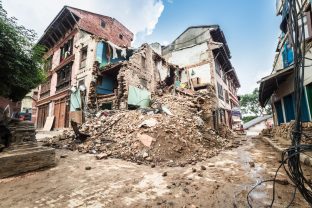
259 0 312 125
36 6 133 129
162 25 241 128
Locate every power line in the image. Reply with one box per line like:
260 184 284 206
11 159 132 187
248 0 312 207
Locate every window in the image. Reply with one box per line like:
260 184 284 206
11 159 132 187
217 82 224 100
56 63 72 91
119 34 123 40
225 90 230 104
44 55 53 71
100 20 106 28
282 41 294 68
223 73 227 84
215 60 221 76
298 12 312 40
40 78 51 98
78 79 85 88
60 38 73 62
80 46 88 69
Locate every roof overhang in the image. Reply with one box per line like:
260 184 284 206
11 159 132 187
210 27 231 59
37 7 79 50
258 64 294 107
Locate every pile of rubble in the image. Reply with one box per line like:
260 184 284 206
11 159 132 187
262 121 312 144
43 89 236 166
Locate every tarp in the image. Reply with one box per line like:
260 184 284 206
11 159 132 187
127 86 151 108
70 89 81 112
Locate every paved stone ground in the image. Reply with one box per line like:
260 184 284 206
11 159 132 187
0 137 311 208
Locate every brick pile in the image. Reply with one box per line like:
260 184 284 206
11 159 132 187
43 88 237 167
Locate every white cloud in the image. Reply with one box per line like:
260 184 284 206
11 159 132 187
2 0 164 46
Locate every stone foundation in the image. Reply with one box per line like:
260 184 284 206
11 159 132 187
262 121 312 144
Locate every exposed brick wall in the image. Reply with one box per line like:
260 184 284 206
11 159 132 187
115 44 177 109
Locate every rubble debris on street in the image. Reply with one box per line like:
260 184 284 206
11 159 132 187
262 121 312 145
42 86 237 167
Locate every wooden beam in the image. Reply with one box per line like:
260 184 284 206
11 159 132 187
60 21 68 32
46 39 54 49
53 28 62 39
48 33 57 45
51 31 60 42
43 40 52 48
65 16 74 28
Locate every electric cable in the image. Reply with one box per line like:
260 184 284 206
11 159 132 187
247 0 312 207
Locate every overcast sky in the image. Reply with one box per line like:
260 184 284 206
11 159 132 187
3 0 281 95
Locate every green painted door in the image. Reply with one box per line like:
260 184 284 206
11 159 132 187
306 84 312 119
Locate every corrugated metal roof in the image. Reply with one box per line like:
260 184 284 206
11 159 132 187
243 115 273 129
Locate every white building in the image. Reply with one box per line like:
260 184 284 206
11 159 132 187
162 25 241 128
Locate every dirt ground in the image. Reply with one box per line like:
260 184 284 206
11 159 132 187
0 136 311 208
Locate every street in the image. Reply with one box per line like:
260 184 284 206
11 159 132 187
0 136 310 208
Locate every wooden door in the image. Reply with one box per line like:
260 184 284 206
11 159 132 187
54 101 60 129
37 104 49 129
54 98 69 129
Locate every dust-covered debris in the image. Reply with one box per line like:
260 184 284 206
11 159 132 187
42 87 237 166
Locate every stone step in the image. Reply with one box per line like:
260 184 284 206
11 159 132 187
3 146 46 155
0 146 56 179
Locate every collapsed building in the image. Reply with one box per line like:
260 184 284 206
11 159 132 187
42 43 237 166
34 7 239 166
88 44 180 111
162 25 241 129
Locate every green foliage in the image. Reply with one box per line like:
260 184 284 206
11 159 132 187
242 115 257 124
240 88 272 117
0 1 46 101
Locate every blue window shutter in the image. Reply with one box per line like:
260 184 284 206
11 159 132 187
275 100 284 125
96 42 104 63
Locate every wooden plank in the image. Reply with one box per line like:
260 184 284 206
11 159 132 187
43 116 55 131
54 102 60 129
59 100 66 128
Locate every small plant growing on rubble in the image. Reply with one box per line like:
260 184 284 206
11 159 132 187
0 0 46 101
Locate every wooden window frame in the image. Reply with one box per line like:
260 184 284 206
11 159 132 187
60 38 73 63
44 55 53 71
101 20 106 28
217 82 224 101
80 46 88 69
56 63 72 91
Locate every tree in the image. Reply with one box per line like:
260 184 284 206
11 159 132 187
0 1 45 101
240 88 272 118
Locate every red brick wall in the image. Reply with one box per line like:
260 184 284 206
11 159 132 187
68 7 133 47
0 97 21 115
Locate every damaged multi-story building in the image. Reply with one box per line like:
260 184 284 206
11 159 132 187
162 25 241 128
36 6 133 129
259 0 312 125
90 43 180 111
